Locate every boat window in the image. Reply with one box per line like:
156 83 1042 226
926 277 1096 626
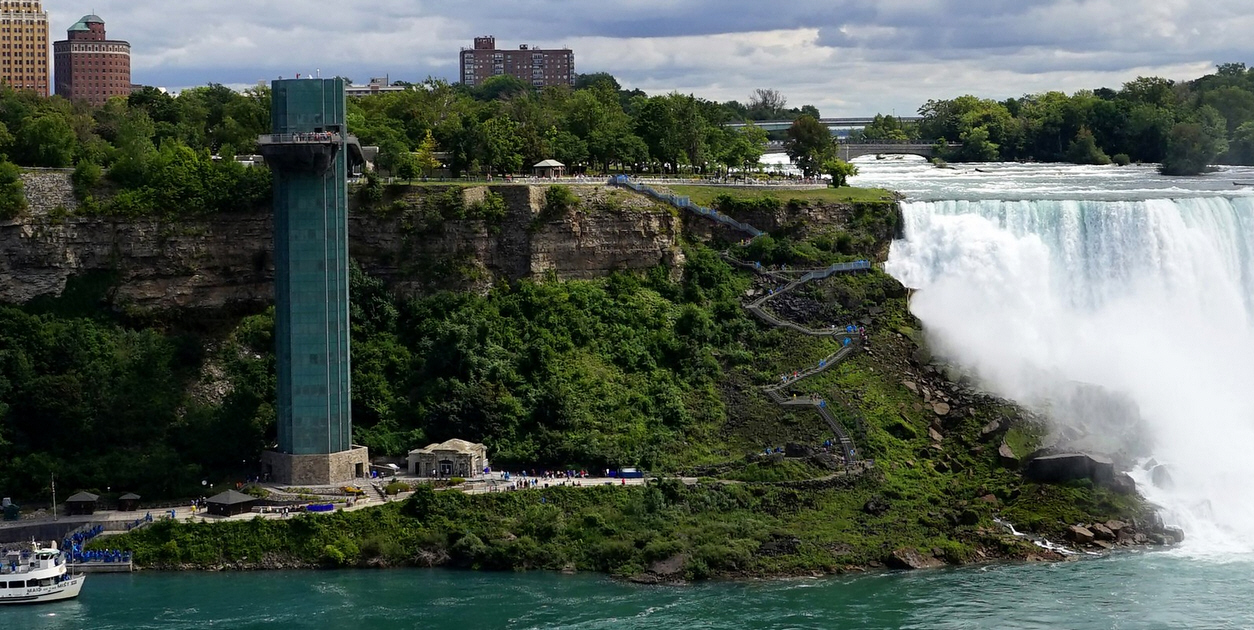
7 580 21 588
39 578 53 586
26 579 38 587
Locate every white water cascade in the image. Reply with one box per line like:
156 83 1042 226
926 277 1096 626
886 196 1254 557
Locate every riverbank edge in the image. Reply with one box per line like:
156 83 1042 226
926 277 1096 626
117 530 1177 584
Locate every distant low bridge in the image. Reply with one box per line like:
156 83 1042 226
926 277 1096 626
727 116 924 133
763 139 958 160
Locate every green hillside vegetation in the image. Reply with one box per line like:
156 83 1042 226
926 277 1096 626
667 185 896 207
0 246 817 498
96 265 1147 576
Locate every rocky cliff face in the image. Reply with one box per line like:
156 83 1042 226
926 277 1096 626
0 178 685 313
351 184 686 296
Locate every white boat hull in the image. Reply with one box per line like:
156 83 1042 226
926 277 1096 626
0 575 85 604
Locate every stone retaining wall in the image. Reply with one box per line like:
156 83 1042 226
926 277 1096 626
21 169 77 215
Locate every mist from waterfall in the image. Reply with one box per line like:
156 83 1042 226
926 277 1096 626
881 186 1254 557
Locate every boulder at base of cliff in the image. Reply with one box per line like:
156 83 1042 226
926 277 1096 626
1091 523 1116 541
998 442 1021 468
1068 525 1096 544
1025 452 1114 485
1110 472 1137 495
1164 526 1186 544
785 443 815 458
1151 464 1174 490
980 418 1006 441
886 548 944 570
863 496 890 516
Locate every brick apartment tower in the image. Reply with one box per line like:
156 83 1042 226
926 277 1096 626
459 36 574 88
258 78 369 486
0 1 49 96
53 14 131 106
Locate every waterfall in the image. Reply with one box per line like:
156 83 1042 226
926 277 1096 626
887 197 1254 556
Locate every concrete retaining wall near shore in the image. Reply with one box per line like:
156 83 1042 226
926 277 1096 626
0 521 81 545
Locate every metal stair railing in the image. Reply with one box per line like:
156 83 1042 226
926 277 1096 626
739 259 873 467
609 175 765 238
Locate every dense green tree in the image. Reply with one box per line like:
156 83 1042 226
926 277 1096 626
414 129 441 177
1120 76 1179 108
918 95 1015 158
1160 108 1227 175
785 115 831 177
0 159 25 218
1227 121 1254 164
950 127 998 162
480 116 524 174
1066 127 1112 165
16 113 75 167
717 123 768 173
573 72 621 92
634 95 684 172
1200 86 1254 135
394 152 420 182
821 158 858 187
375 137 410 174
545 128 588 168
474 75 532 102
861 114 912 141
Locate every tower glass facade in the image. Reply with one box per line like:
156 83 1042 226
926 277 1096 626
268 78 352 456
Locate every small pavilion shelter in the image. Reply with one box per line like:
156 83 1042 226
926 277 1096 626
64 491 99 516
205 490 258 517
533 159 565 178
118 493 142 512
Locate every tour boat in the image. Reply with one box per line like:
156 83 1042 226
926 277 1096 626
0 542 85 604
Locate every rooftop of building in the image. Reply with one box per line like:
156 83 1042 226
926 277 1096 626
68 14 103 31
409 438 486 454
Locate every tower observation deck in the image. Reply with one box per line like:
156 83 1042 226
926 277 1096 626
258 78 368 485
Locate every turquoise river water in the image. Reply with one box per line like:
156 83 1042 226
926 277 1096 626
9 554 1254 629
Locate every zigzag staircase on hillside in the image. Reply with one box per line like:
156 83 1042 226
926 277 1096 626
748 260 871 466
609 176 873 468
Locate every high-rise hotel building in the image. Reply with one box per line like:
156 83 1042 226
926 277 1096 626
459 36 574 89
0 0 49 96
53 14 131 105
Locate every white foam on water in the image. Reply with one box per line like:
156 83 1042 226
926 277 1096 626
886 194 1254 559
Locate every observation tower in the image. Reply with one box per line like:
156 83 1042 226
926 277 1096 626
258 78 369 485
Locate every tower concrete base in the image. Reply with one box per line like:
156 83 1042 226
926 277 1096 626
262 446 370 486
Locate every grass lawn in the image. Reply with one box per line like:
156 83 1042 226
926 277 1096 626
667 185 897 207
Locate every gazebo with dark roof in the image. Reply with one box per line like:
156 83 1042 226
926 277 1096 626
205 490 258 517
65 491 100 516
118 493 142 512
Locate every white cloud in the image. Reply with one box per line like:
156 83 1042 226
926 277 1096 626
42 1 1253 114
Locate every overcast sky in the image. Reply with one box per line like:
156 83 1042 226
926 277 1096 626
54 0 1251 116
